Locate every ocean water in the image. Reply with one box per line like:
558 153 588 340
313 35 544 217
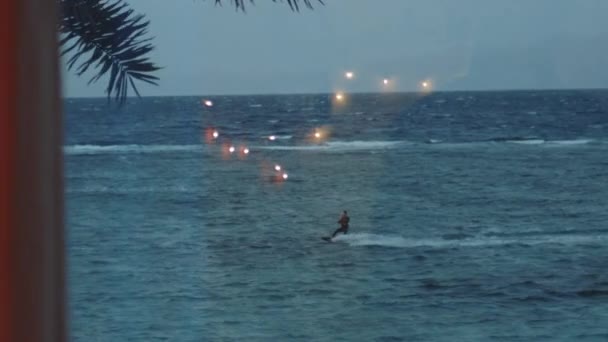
65 91 608 341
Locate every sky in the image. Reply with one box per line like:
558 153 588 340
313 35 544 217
63 0 608 97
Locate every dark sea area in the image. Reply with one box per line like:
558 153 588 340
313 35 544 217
65 90 608 341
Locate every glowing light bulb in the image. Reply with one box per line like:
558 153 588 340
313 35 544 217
383 79 389 85
345 71 354 79
203 100 213 107
335 93 344 101
243 148 250 154
229 146 235 153
282 173 289 180
314 132 321 139
422 81 430 88
274 165 281 171
269 135 276 141
212 130 219 139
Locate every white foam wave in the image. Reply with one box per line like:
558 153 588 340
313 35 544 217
432 139 598 148
256 140 404 152
545 139 594 146
331 233 608 249
326 141 404 149
65 138 599 156
64 144 202 155
506 139 545 145
426 141 488 148
506 139 595 146
272 135 293 140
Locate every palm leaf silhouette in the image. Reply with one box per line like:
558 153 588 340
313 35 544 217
216 0 323 12
60 0 161 103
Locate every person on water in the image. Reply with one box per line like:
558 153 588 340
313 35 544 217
331 210 350 238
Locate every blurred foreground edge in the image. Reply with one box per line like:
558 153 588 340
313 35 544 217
1 0 67 341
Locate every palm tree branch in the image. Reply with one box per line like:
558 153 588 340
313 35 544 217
214 0 323 12
59 0 161 103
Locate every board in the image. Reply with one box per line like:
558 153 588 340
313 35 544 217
321 237 332 242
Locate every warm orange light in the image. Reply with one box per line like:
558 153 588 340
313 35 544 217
310 127 330 142
220 143 234 159
204 128 219 144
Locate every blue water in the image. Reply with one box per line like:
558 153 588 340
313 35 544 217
66 91 608 341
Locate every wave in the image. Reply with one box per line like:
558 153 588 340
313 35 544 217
326 141 405 150
331 232 608 249
505 139 546 145
485 136 597 146
544 139 595 146
501 138 595 146
428 138 599 148
256 140 405 152
64 144 202 155
266 135 293 140
484 228 608 238
65 138 601 156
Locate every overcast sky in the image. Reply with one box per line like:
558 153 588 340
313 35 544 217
63 0 608 97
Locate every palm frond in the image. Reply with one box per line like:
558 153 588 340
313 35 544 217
214 0 324 12
59 0 160 103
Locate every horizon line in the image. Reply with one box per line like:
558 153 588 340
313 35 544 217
63 86 608 100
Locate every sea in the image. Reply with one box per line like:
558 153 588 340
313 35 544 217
65 90 608 341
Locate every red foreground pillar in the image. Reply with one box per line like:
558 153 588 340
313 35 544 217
0 0 66 340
